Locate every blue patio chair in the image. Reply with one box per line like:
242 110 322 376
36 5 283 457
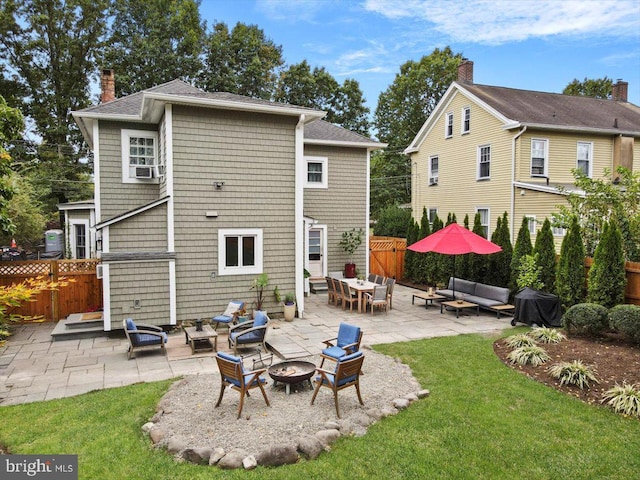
122 318 168 360
215 351 270 419
311 351 365 418
319 322 363 368
228 310 270 354
211 300 245 330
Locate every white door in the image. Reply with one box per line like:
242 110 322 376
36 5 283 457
308 228 324 277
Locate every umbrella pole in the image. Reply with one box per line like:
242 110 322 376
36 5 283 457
452 255 456 299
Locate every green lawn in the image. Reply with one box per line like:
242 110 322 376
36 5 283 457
2 332 639 479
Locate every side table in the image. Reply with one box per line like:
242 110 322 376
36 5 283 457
184 325 218 354
440 300 480 318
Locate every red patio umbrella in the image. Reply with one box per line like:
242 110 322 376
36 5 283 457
407 223 502 296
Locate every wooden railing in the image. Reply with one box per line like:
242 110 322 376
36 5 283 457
0 259 103 322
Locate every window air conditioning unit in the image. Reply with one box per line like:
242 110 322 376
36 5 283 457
134 166 153 179
429 177 438 185
96 264 103 279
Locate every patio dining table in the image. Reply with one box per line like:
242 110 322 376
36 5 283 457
345 278 378 313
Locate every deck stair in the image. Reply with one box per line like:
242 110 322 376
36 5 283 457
309 277 327 294
51 312 108 341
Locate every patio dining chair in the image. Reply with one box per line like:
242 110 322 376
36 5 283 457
214 351 270 419
319 322 363 368
325 276 338 305
384 278 396 310
339 280 359 312
367 273 378 283
228 310 270 354
122 318 168 360
311 351 365 418
365 285 389 315
211 300 245 331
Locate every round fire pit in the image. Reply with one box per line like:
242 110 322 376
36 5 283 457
268 360 316 395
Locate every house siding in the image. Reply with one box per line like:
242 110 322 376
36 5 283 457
304 144 368 274
108 204 168 252
107 261 171 329
412 91 513 238
98 120 160 220
171 105 297 320
514 189 568 251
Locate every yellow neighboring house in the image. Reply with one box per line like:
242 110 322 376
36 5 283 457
405 60 640 249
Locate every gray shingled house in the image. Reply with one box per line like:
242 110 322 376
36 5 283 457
72 73 385 331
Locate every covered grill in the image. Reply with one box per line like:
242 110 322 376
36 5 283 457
512 287 562 327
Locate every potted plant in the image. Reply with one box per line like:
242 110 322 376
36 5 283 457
339 228 363 278
251 273 269 313
283 292 296 321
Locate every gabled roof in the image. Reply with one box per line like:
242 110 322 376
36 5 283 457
305 120 386 149
72 79 326 147
405 81 640 153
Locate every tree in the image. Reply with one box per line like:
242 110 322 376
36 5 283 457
470 212 488 283
102 0 205 96
457 214 471 280
556 216 586 310
417 207 432 284
274 60 370 134
534 218 556 293
404 217 419 282
487 212 512 287
198 21 283 100
0 172 46 248
563 77 613 99
373 204 411 238
372 47 463 213
0 95 23 235
587 220 626 308
555 167 640 261
510 216 533 292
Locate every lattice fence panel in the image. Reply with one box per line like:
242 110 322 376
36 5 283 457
0 261 51 276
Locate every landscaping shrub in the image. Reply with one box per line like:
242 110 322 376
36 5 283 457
609 304 640 343
505 333 537 349
534 218 556 293
507 345 550 366
562 303 609 336
547 360 599 389
602 383 640 418
556 216 586 309
528 327 566 344
587 220 626 308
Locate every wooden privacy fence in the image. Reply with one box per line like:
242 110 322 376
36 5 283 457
0 259 102 322
369 236 406 280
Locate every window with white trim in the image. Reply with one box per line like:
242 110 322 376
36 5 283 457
218 229 263 276
476 207 490 238
70 220 89 259
531 138 548 177
428 208 438 227
577 142 593 177
121 129 158 183
429 155 439 185
445 112 453 138
552 226 566 237
477 145 491 179
304 156 328 188
525 215 536 235
461 107 470 134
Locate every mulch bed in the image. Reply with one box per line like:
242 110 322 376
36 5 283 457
494 333 640 408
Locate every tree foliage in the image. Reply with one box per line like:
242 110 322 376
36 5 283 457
563 77 613 99
0 172 46 247
556 216 586 310
469 212 488 283
554 167 640 261
534 218 556 293
373 204 411 238
198 21 283 100
510 216 533 292
487 212 512 287
102 0 205 96
371 47 463 214
587 220 626 308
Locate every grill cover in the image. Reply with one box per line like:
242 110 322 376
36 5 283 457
513 287 562 327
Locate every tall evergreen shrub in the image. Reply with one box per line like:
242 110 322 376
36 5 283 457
418 207 432 284
556 216 586 310
470 212 488 283
511 216 533 293
587 220 626 308
430 214 445 285
404 218 419 281
458 214 471 280
534 218 557 293
487 212 512 286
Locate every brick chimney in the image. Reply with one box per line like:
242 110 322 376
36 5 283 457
100 68 115 103
612 79 628 102
457 59 474 84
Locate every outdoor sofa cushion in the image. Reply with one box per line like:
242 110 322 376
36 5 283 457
436 277 510 308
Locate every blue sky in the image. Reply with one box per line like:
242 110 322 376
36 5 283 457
200 0 640 112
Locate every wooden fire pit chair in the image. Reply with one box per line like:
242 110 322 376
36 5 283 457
214 352 270 419
319 322 363 368
311 351 365 418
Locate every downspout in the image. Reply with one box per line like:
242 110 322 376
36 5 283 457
511 126 527 243
295 115 305 317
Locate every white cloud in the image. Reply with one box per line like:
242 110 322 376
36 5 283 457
364 0 640 45
256 0 334 23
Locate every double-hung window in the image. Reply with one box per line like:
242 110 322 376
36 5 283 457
531 139 548 177
218 229 263 276
577 142 593 177
121 129 158 183
477 145 491 179
429 155 439 185
445 112 453 138
461 107 470 134
304 156 328 189
525 215 536 235
428 208 438 228
475 208 490 238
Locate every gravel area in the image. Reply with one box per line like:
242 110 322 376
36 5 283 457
150 348 422 457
